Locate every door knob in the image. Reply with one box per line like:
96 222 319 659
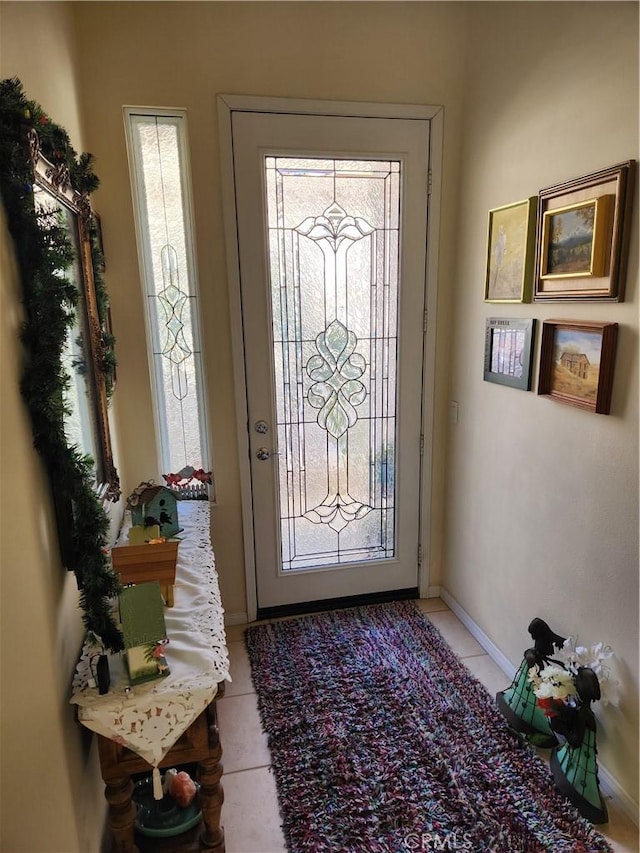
254 420 269 434
256 447 279 461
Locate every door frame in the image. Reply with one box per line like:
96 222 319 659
218 94 443 622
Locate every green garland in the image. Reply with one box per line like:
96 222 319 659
0 77 123 652
89 217 117 398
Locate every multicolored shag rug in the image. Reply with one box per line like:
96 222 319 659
245 600 613 853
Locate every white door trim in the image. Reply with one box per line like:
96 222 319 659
217 94 443 622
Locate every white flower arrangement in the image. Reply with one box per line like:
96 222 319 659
528 637 618 710
529 664 578 703
557 637 618 707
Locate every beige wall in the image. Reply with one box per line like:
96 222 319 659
0 5 112 851
71 0 468 617
0 3 637 850
447 1 639 808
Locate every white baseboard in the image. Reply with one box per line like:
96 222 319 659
224 611 248 626
597 758 640 827
439 587 639 828
439 588 516 679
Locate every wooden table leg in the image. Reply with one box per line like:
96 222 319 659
197 697 225 851
198 745 224 850
105 776 139 853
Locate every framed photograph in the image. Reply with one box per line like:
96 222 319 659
534 160 636 301
484 318 536 391
537 320 618 414
484 197 536 302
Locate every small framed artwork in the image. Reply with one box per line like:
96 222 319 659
534 160 636 301
484 197 537 303
484 318 536 391
537 319 618 414
540 196 611 279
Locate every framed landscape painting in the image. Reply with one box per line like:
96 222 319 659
534 161 636 301
537 320 618 414
485 197 536 303
540 196 611 279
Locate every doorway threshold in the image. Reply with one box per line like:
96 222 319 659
257 587 419 621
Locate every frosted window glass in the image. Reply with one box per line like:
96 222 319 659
266 156 400 572
129 114 209 481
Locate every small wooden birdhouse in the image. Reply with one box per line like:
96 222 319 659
127 482 181 538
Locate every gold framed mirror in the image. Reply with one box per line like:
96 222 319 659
32 143 120 511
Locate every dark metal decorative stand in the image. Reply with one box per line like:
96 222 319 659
496 617 564 748
549 667 608 824
496 619 609 824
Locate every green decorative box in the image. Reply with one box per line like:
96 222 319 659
119 582 170 685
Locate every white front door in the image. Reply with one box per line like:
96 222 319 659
226 104 433 613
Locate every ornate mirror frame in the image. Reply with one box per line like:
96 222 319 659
1 77 123 649
32 144 120 508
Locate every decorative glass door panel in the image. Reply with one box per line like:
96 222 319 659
266 157 400 573
230 109 430 609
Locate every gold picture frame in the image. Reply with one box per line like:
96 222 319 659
484 197 536 303
534 161 636 301
540 196 612 280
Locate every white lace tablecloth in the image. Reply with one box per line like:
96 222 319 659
70 501 230 787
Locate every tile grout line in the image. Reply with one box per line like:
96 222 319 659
223 764 274 776
220 690 257 699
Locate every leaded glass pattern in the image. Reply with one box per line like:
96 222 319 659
265 157 401 572
129 115 209 479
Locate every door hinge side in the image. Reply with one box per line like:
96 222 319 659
423 308 428 334
420 433 424 456
417 544 423 566
427 168 433 197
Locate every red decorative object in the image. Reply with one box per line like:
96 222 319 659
169 770 198 808
163 465 212 500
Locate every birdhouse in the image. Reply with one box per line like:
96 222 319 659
127 483 181 538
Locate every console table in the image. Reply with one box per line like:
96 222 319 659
70 502 230 852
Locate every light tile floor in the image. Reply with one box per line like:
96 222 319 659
218 599 639 853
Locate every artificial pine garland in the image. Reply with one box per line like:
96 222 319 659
0 77 123 651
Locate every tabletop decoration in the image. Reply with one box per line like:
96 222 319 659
127 480 182 537
163 464 213 500
119 582 170 684
111 529 180 604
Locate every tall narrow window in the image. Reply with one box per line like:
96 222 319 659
125 109 210 484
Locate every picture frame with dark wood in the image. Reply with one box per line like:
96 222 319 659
537 319 618 414
534 160 636 301
484 318 536 391
484 197 537 303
